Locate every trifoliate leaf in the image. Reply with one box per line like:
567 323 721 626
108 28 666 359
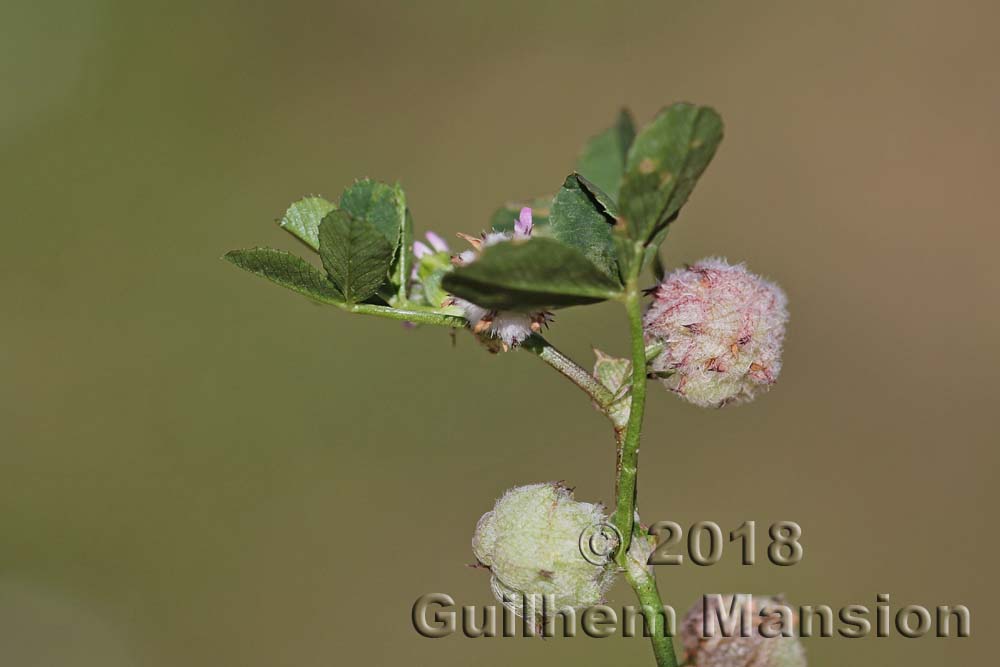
549 174 620 283
318 210 394 304
442 237 621 310
338 179 406 248
575 108 636 196
224 248 344 303
278 196 335 251
619 103 723 244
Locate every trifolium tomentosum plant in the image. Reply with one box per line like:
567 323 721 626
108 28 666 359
225 103 793 666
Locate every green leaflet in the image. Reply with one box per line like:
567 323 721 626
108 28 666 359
278 196 335 251
338 179 406 248
575 108 636 196
224 248 344 303
318 210 394 304
573 169 635 281
549 174 620 283
442 237 621 310
619 103 723 245
576 173 620 218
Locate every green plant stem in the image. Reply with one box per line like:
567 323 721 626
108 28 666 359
521 334 616 411
613 277 647 560
625 554 679 667
350 268 676 665
613 272 678 667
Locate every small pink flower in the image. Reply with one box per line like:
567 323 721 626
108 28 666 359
425 231 449 253
412 232 451 280
414 231 450 259
413 240 432 259
514 206 533 238
643 258 788 408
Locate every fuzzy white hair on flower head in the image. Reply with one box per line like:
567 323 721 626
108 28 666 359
643 257 788 408
444 207 551 351
472 482 617 618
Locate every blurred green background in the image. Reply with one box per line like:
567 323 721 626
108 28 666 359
2 0 997 664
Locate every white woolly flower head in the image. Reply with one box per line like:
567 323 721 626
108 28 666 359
643 258 788 408
680 594 807 667
472 482 617 618
446 207 552 351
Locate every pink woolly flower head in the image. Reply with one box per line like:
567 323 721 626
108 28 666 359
680 594 807 666
643 258 788 408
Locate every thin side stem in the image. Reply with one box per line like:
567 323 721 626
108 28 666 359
344 303 467 328
613 278 647 561
345 306 618 415
345 308 617 417
521 334 616 412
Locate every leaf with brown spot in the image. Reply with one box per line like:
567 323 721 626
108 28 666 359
619 103 724 246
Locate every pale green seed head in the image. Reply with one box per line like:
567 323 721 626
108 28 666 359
472 482 617 617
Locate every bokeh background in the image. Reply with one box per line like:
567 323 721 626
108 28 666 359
3 1 997 664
